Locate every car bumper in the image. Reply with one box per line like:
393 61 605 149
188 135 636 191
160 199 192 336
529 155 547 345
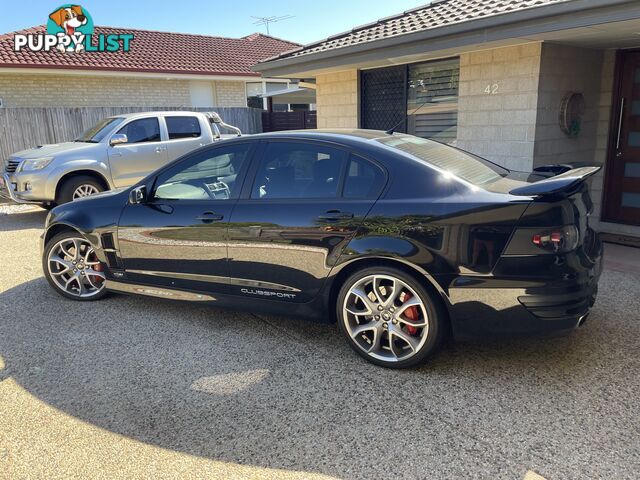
447 237 603 340
0 172 51 203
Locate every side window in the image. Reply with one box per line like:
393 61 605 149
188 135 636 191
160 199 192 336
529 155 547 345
117 118 161 144
166 116 201 140
153 144 250 201
344 156 386 198
251 142 348 199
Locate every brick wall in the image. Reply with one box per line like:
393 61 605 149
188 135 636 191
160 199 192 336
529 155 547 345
457 43 542 171
533 43 603 168
0 73 191 107
315 70 358 128
213 80 247 107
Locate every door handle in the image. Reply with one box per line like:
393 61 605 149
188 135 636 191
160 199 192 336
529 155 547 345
317 210 354 222
111 151 122 157
155 146 167 153
616 97 625 156
196 212 224 223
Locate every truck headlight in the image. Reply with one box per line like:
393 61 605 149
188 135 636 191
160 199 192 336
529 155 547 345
19 157 53 171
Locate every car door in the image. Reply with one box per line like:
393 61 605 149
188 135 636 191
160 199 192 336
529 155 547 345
117 141 255 295
227 140 387 303
108 116 169 188
164 115 209 161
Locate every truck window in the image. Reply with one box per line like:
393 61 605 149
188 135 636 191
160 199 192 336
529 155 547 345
166 116 201 140
117 118 161 144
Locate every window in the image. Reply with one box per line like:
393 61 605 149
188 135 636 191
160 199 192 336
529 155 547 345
117 118 161 144
252 142 348 199
77 117 125 143
361 57 460 143
407 58 459 143
378 135 508 186
246 82 264 110
166 116 201 139
153 144 250 201
344 156 385 198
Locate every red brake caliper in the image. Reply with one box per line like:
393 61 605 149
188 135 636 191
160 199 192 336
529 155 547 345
92 253 104 282
399 291 419 335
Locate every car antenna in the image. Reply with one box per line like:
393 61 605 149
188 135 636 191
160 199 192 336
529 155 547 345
385 85 430 135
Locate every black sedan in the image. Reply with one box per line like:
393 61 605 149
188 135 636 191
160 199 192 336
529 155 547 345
41 130 603 368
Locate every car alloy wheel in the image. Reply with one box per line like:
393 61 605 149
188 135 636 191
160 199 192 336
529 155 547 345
47 237 105 298
72 184 100 200
342 273 430 364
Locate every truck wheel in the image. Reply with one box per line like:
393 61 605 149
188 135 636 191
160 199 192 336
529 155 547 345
57 176 105 204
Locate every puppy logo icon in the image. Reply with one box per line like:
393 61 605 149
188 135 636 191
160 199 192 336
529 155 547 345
47 4 94 52
13 4 133 54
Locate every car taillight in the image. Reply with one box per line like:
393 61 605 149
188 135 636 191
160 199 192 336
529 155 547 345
531 226 579 253
503 225 580 256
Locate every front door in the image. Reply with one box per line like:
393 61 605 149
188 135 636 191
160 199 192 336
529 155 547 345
108 116 168 188
117 142 254 295
604 50 640 225
227 140 386 304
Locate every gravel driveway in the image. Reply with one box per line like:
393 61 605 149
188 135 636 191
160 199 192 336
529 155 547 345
0 204 638 480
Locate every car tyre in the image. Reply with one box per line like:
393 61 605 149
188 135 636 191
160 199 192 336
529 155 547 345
43 231 108 301
337 266 444 368
57 175 105 204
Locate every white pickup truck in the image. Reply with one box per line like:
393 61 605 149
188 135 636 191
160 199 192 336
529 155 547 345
0 111 242 207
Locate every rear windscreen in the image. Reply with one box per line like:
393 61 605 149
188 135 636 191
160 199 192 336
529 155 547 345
378 135 509 186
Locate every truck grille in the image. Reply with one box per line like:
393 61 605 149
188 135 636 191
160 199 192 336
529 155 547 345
5 158 20 173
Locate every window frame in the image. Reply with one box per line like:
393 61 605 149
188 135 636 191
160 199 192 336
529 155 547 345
163 115 203 142
113 116 163 145
147 141 257 203
240 139 388 202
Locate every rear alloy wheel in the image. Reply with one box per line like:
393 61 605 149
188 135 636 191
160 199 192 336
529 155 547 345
43 233 107 301
337 267 443 368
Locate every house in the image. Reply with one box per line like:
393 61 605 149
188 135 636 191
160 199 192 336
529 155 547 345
255 0 640 244
0 26 300 109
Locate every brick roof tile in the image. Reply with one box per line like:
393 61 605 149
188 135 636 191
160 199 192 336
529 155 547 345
267 0 569 61
0 25 300 76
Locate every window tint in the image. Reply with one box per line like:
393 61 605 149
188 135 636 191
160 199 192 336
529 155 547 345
153 144 250 201
166 116 201 139
117 118 161 143
378 135 508 186
252 142 348 199
344 156 385 198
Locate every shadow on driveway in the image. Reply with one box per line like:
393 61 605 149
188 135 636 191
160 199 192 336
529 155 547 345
0 207 47 232
0 272 638 479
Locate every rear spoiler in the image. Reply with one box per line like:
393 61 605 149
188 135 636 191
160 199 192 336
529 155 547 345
509 166 601 197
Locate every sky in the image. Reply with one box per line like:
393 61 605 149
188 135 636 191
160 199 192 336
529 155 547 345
1 0 427 44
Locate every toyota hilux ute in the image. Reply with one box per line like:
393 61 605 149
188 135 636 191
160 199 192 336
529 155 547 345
0 111 242 207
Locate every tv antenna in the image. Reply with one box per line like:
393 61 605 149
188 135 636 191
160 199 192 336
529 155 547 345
251 15 294 35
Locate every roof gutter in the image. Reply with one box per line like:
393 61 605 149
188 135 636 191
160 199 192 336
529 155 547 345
254 0 638 76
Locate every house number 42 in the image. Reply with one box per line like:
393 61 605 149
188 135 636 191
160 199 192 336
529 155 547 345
484 83 499 95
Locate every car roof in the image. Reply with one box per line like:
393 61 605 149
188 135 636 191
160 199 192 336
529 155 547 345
244 129 400 147
112 111 208 120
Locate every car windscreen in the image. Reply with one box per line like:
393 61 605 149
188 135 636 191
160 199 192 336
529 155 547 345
377 135 509 186
76 117 125 143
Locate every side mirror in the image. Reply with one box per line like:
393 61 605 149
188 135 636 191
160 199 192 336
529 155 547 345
129 186 146 204
110 133 128 146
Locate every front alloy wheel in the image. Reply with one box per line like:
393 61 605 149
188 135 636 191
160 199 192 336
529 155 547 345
44 233 107 301
337 267 443 368
72 184 101 200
